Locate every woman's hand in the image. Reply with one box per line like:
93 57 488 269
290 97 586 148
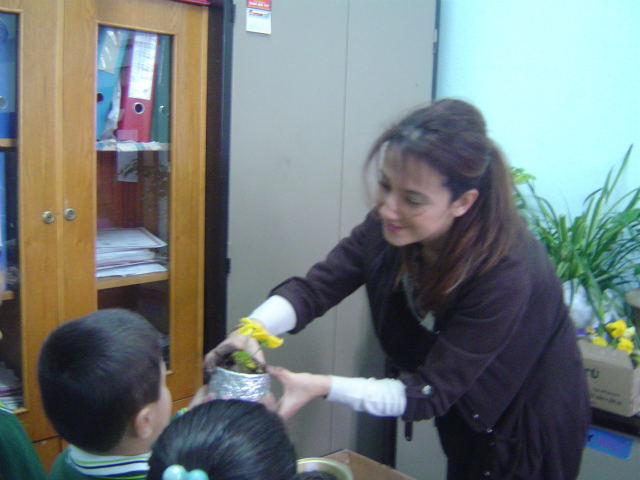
266 365 331 420
203 328 265 375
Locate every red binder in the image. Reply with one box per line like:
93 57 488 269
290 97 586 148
117 31 159 143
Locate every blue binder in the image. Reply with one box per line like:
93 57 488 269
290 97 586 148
150 34 171 143
0 13 17 139
96 26 130 140
0 152 6 292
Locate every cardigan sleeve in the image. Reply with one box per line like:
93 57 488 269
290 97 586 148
270 213 377 333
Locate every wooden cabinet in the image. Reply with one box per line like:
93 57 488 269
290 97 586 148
0 0 208 452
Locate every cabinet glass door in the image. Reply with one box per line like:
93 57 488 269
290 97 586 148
61 0 206 406
0 10 21 410
95 26 172 367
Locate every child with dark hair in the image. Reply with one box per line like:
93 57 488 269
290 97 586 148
38 308 173 480
147 399 298 480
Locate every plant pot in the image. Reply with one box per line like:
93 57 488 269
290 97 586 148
297 458 353 480
207 366 270 402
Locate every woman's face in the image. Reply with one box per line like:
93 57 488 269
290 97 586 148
376 152 477 248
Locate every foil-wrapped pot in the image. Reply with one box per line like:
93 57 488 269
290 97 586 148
208 367 270 402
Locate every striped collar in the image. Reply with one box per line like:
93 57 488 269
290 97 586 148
67 445 151 478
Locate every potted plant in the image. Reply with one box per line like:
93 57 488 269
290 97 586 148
208 318 283 401
513 145 640 365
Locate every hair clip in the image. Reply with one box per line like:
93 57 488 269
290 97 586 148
163 465 209 480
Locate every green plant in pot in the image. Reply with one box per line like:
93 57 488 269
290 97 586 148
208 318 284 401
512 145 640 364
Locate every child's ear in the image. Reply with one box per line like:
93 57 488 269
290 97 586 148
132 405 154 439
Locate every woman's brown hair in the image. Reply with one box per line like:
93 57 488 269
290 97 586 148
365 98 523 310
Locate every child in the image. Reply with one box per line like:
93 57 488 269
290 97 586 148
0 387 48 480
147 399 298 480
38 308 173 480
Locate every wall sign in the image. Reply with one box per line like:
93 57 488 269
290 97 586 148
247 0 271 34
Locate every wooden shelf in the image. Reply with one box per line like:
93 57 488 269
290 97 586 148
0 138 16 148
2 290 15 301
97 271 169 290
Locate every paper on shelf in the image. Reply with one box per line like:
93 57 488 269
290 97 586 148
96 262 167 278
97 227 166 251
96 248 156 267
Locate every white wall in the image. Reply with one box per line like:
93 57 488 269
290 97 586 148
436 0 640 215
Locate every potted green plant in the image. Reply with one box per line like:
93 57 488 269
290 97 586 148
208 318 283 401
512 145 640 364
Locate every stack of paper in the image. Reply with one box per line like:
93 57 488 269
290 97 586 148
96 227 168 278
0 361 22 410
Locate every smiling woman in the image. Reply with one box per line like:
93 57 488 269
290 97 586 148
210 98 591 480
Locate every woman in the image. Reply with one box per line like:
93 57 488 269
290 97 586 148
209 99 590 479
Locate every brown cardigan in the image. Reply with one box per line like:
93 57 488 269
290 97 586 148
271 211 590 479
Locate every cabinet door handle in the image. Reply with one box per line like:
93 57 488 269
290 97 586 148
64 208 77 221
42 211 55 224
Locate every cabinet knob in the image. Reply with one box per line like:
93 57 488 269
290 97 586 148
64 208 77 221
42 211 55 224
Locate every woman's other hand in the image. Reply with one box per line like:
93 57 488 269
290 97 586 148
266 365 331 420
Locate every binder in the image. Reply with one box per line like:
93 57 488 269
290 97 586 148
150 34 171 143
96 26 130 140
0 13 17 139
117 31 159 143
0 152 6 292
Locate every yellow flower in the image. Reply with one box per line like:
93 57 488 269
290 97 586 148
251 329 271 342
236 317 284 349
605 319 627 338
264 336 284 348
617 338 634 354
622 326 637 339
585 326 596 335
592 336 608 346
237 317 263 335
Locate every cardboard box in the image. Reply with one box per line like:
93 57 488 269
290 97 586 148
325 450 417 480
578 339 640 416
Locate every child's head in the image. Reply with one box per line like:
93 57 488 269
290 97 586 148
38 308 172 454
147 399 298 480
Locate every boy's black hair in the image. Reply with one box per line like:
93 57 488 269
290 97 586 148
147 400 298 480
37 308 162 453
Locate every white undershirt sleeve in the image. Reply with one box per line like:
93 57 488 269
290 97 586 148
327 375 407 417
247 295 297 336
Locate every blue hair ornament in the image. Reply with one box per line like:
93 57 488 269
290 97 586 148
163 465 209 480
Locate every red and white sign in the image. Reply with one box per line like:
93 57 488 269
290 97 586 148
248 0 270 10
